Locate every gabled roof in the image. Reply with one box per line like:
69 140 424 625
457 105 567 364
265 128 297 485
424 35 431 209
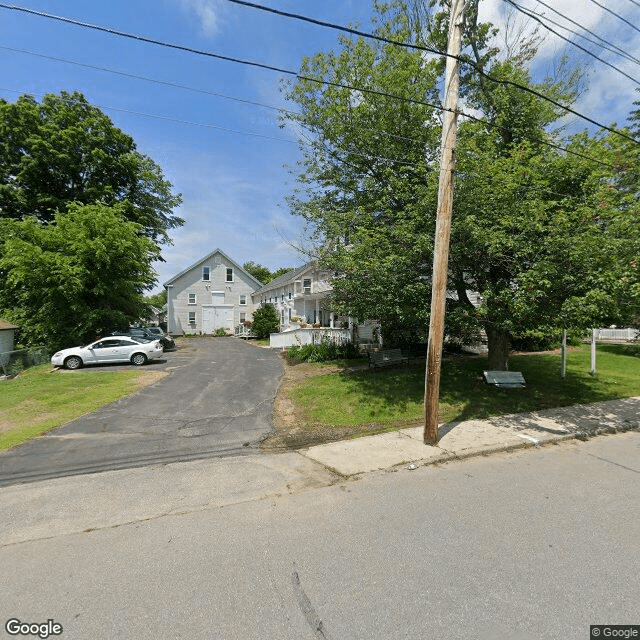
0 319 18 331
163 248 263 289
253 260 316 294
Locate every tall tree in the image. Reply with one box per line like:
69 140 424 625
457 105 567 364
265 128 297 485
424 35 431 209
0 91 183 245
243 261 294 284
0 203 160 351
283 1 441 346
282 0 639 368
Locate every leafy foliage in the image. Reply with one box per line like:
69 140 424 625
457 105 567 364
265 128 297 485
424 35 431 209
282 0 640 368
144 290 167 309
0 91 183 245
287 337 361 363
243 261 293 284
251 304 281 338
0 204 159 351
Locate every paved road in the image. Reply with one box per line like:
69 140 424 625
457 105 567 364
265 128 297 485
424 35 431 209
0 338 283 486
0 433 638 639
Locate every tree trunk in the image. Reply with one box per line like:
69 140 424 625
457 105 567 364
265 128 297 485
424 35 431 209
486 325 510 371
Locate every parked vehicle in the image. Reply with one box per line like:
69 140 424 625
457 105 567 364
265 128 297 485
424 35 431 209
111 327 176 351
51 336 164 370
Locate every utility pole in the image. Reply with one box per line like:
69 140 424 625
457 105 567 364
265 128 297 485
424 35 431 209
424 0 465 445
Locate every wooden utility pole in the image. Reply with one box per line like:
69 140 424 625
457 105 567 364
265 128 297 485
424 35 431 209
424 0 465 445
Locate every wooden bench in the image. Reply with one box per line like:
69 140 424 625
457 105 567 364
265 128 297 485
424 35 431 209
483 370 526 388
368 349 409 369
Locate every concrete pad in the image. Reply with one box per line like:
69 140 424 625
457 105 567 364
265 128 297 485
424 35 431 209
401 421 526 457
0 452 337 546
436 420 526 456
301 430 449 475
492 414 572 444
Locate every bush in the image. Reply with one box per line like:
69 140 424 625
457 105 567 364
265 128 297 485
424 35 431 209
252 304 280 339
287 338 361 363
214 327 228 337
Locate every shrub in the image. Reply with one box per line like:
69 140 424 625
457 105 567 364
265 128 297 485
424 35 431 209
287 337 361 363
214 327 228 337
252 304 280 339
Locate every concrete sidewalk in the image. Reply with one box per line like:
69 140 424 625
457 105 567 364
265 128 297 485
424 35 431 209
299 396 640 475
1 397 638 546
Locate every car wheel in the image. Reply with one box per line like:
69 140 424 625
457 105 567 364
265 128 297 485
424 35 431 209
64 355 83 370
131 352 147 366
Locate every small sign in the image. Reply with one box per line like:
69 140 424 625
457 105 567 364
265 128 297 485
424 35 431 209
483 371 526 388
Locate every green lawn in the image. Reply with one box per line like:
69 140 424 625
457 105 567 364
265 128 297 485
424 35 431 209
0 364 166 451
289 344 640 435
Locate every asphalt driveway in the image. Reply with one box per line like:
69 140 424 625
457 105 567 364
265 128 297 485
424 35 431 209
0 338 283 486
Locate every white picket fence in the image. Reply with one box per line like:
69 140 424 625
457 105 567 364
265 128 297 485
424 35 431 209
592 328 638 342
269 328 351 349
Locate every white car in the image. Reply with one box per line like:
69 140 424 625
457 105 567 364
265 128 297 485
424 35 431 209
51 336 164 370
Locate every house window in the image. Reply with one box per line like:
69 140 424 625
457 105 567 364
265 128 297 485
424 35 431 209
188 311 196 324
303 278 311 294
240 313 246 323
226 268 233 282
239 294 246 305
288 291 292 300
188 293 196 305
202 266 210 281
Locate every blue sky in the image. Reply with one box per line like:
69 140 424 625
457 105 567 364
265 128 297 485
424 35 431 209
1 0 639 293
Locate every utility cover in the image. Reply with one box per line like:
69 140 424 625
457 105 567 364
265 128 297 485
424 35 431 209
483 370 526 388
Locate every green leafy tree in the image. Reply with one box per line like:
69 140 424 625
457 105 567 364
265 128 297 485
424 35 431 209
243 261 293 284
243 261 272 284
282 0 639 368
283 1 441 347
0 91 183 245
145 290 168 309
251 304 280 339
0 203 160 351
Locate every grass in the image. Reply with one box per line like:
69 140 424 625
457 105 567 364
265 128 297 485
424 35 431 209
289 344 640 435
0 364 166 451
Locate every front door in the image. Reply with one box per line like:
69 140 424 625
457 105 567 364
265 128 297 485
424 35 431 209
202 305 234 333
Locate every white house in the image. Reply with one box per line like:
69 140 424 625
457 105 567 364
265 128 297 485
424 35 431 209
164 249 263 335
164 251 380 344
252 261 341 330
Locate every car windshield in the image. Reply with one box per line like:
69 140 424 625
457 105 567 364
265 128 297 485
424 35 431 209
131 336 153 343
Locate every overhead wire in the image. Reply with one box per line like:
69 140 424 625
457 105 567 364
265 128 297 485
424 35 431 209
0 26 629 171
503 0 640 84
220 0 640 144
520 0 640 67
1 1 638 146
0 44 298 116
0 86 299 143
585 0 640 35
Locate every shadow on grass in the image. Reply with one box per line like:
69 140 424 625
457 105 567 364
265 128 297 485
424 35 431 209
334 347 640 426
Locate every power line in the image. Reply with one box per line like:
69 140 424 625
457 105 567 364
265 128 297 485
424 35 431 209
220 0 640 144
1 1 639 146
0 86 298 143
0 45 297 116
585 0 640 35
504 0 640 84
526 0 640 67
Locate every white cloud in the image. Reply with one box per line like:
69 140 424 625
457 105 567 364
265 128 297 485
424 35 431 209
177 0 225 37
476 0 640 131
